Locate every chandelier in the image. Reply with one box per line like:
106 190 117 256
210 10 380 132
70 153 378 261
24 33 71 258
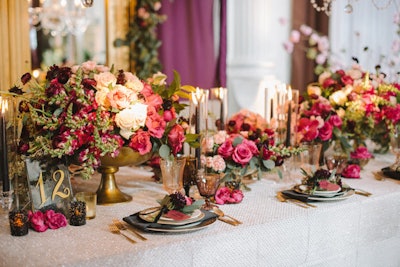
28 0 94 36
310 0 395 16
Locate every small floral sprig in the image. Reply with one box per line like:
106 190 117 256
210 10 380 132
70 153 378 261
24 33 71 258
28 210 67 232
300 168 342 193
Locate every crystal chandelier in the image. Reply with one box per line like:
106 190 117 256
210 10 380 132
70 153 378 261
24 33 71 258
28 0 94 36
310 0 395 16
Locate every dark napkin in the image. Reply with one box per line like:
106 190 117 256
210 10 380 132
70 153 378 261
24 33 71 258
381 167 400 180
123 210 218 232
281 190 314 203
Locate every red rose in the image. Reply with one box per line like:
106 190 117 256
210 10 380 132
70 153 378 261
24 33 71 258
341 75 353 85
232 143 253 166
328 114 342 128
129 129 152 155
318 122 333 141
342 164 361 178
298 118 319 142
167 124 185 155
322 78 336 88
44 210 67 229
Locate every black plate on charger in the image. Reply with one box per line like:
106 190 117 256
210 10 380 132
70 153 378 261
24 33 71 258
381 167 400 180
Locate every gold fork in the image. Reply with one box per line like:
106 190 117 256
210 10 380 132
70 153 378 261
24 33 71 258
108 224 137 244
112 219 147 241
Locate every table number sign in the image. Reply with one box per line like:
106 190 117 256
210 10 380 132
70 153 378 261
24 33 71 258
25 159 73 214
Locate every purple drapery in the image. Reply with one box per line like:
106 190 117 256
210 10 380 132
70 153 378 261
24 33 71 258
158 0 226 88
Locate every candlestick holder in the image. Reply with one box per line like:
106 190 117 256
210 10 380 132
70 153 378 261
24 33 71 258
209 87 228 132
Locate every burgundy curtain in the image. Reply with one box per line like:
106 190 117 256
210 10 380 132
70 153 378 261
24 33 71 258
291 0 329 93
158 0 226 88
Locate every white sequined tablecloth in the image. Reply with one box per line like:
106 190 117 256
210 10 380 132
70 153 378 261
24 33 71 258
0 154 399 267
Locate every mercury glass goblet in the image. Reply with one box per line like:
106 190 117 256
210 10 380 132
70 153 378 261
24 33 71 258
195 171 220 210
390 124 400 171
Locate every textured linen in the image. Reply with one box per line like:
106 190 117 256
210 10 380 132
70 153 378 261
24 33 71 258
0 154 399 267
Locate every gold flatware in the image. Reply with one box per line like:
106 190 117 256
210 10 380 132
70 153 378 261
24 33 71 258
108 224 137 244
276 192 317 208
112 219 147 241
372 171 386 181
217 216 240 226
212 207 243 225
354 189 372 197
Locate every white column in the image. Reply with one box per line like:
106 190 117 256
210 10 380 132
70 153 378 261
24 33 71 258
226 0 292 116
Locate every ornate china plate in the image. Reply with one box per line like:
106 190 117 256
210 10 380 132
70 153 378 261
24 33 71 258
146 217 217 233
307 189 355 201
139 208 204 226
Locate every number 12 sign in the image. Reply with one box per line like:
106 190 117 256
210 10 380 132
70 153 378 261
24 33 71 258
26 159 73 213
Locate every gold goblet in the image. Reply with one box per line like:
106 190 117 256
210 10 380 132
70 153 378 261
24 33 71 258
195 171 220 210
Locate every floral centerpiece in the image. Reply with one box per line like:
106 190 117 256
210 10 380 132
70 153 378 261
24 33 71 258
298 64 400 154
18 61 194 179
202 109 302 181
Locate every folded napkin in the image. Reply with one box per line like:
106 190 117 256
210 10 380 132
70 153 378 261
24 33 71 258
381 167 400 180
281 190 313 203
123 210 217 232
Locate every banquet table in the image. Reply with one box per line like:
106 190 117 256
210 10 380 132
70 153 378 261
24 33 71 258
0 154 399 267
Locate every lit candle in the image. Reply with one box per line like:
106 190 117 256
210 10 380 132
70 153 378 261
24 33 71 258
218 88 225 130
285 86 292 147
0 97 10 191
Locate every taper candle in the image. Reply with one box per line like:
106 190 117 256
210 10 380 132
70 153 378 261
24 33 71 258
285 87 292 147
1 98 10 191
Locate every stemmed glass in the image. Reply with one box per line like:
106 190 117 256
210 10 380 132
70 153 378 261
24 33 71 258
390 124 400 171
195 171 220 210
160 157 186 194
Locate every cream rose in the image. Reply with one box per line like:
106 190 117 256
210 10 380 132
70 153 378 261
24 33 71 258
94 72 117 88
307 84 321 96
329 90 348 106
115 103 148 139
95 87 110 109
124 72 144 93
107 85 138 110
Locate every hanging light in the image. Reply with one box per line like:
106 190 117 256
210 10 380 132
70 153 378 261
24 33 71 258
310 0 394 16
28 0 93 36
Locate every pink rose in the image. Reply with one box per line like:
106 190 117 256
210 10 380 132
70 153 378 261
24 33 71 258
328 114 342 128
140 83 154 97
350 146 372 159
218 140 234 158
145 93 163 110
168 124 185 155
230 189 244 203
146 107 166 138
242 139 259 155
107 85 137 110
185 196 193 206
28 211 48 232
318 122 333 141
215 187 231 205
44 210 67 229
212 155 226 172
297 118 319 142
342 164 361 178
232 143 253 166
129 130 152 155
163 109 176 122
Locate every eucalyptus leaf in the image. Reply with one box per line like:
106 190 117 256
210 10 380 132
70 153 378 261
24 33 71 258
262 159 275 170
159 144 171 160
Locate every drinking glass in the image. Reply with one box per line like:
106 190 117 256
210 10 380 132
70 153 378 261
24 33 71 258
195 171 220 210
160 157 186 194
299 142 322 174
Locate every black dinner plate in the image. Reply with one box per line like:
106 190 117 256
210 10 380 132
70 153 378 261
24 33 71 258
381 167 400 180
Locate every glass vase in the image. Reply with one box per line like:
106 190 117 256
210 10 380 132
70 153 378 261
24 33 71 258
160 157 186 194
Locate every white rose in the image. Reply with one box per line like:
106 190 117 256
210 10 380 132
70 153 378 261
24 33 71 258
329 90 347 106
115 103 148 139
94 72 117 88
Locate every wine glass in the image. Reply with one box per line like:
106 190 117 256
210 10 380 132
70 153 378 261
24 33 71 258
160 157 186 194
195 171 220 210
390 124 400 171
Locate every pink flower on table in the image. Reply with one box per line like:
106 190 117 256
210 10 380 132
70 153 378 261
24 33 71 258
215 187 244 204
167 124 185 155
342 164 361 178
350 146 372 159
44 210 67 230
232 143 253 166
129 129 152 155
28 211 48 232
231 189 244 203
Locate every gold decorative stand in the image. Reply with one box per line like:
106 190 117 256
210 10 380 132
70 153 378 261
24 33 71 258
96 147 152 205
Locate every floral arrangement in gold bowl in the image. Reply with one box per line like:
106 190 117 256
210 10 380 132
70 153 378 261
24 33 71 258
17 61 194 180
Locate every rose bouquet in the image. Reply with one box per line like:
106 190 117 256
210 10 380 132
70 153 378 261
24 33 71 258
18 61 194 179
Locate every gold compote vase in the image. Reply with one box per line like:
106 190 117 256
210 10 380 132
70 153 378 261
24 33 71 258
97 147 152 205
